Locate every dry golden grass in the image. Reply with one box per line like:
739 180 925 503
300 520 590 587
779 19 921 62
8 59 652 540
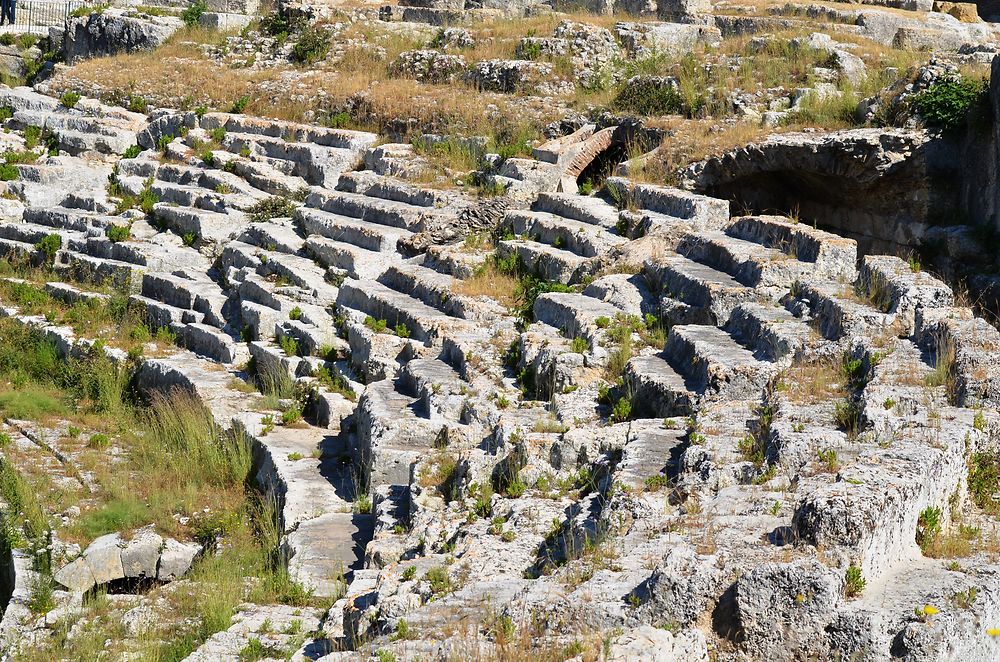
781 359 848 405
454 261 520 309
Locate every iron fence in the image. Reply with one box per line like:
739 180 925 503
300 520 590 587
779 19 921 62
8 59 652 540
13 0 86 34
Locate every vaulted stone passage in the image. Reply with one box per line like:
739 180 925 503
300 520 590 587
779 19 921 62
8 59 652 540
682 128 958 254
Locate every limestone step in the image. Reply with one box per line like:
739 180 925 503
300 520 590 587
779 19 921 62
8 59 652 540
604 176 730 230
726 215 857 282
228 159 311 198
503 210 625 258
356 379 442 488
789 280 892 340
858 255 954 336
726 302 813 363
915 306 1000 408
53 250 141 291
337 279 470 344
286 512 374 595
0 237 37 260
582 273 657 318
249 247 339 305
150 180 249 214
141 273 227 327
666 324 777 398
305 189 428 232
615 420 687 491
400 357 468 420
534 192 620 229
379 263 476 320
296 206 412 253
625 324 777 418
0 221 84 247
303 236 390 280
239 221 305 255
174 322 247 364
223 133 363 187
337 170 446 208
646 253 758 325
678 230 810 288
151 203 248 245
624 353 696 419
497 238 587 285
22 206 120 233
533 291 622 339
129 294 204 328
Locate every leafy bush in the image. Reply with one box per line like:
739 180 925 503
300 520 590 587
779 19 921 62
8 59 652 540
0 163 17 181
0 106 12 121
968 451 1000 514
916 506 942 552
106 224 131 243
35 233 62 262
60 91 81 109
0 34 13 47
230 96 250 114
181 0 207 26
128 95 148 113
122 144 142 159
278 334 299 357
911 76 985 131
844 564 865 597
290 26 331 65
613 77 683 116
247 196 297 223
157 134 174 153
288 306 302 321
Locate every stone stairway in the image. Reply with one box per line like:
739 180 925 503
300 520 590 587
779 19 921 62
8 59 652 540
498 192 626 284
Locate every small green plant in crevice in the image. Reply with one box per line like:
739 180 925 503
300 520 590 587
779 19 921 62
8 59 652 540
426 565 451 595
833 398 861 438
844 564 866 598
35 233 62 263
968 451 1000 514
363 316 387 334
277 334 299 357
181 232 197 247
60 91 81 109
570 336 588 353
353 493 372 514
817 448 840 473
105 224 131 243
394 323 410 339
916 506 942 553
609 395 632 424
402 565 417 581
288 306 302 321
246 195 297 223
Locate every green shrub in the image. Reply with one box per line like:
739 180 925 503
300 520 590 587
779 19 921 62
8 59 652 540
394 323 410 339
28 574 55 614
911 76 985 131
278 334 299 357
0 106 12 121
916 506 942 552
246 196 296 223
290 26 332 65
0 34 13 47
288 306 302 321
426 565 451 594
157 134 174 153
844 565 865 597
106 224 131 243
613 78 683 116
570 336 588 353
0 163 17 181
23 125 41 150
182 232 197 247
35 233 62 262
210 126 226 143
609 396 632 423
181 0 207 26
60 91 81 109
402 565 416 581
968 452 1000 514
122 144 142 159
128 96 148 113
230 96 250 114
87 432 110 448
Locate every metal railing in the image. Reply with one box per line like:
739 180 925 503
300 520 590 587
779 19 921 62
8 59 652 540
13 0 86 34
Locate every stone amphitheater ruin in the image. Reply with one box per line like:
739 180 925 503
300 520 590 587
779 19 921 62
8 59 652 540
1 0 1000 659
